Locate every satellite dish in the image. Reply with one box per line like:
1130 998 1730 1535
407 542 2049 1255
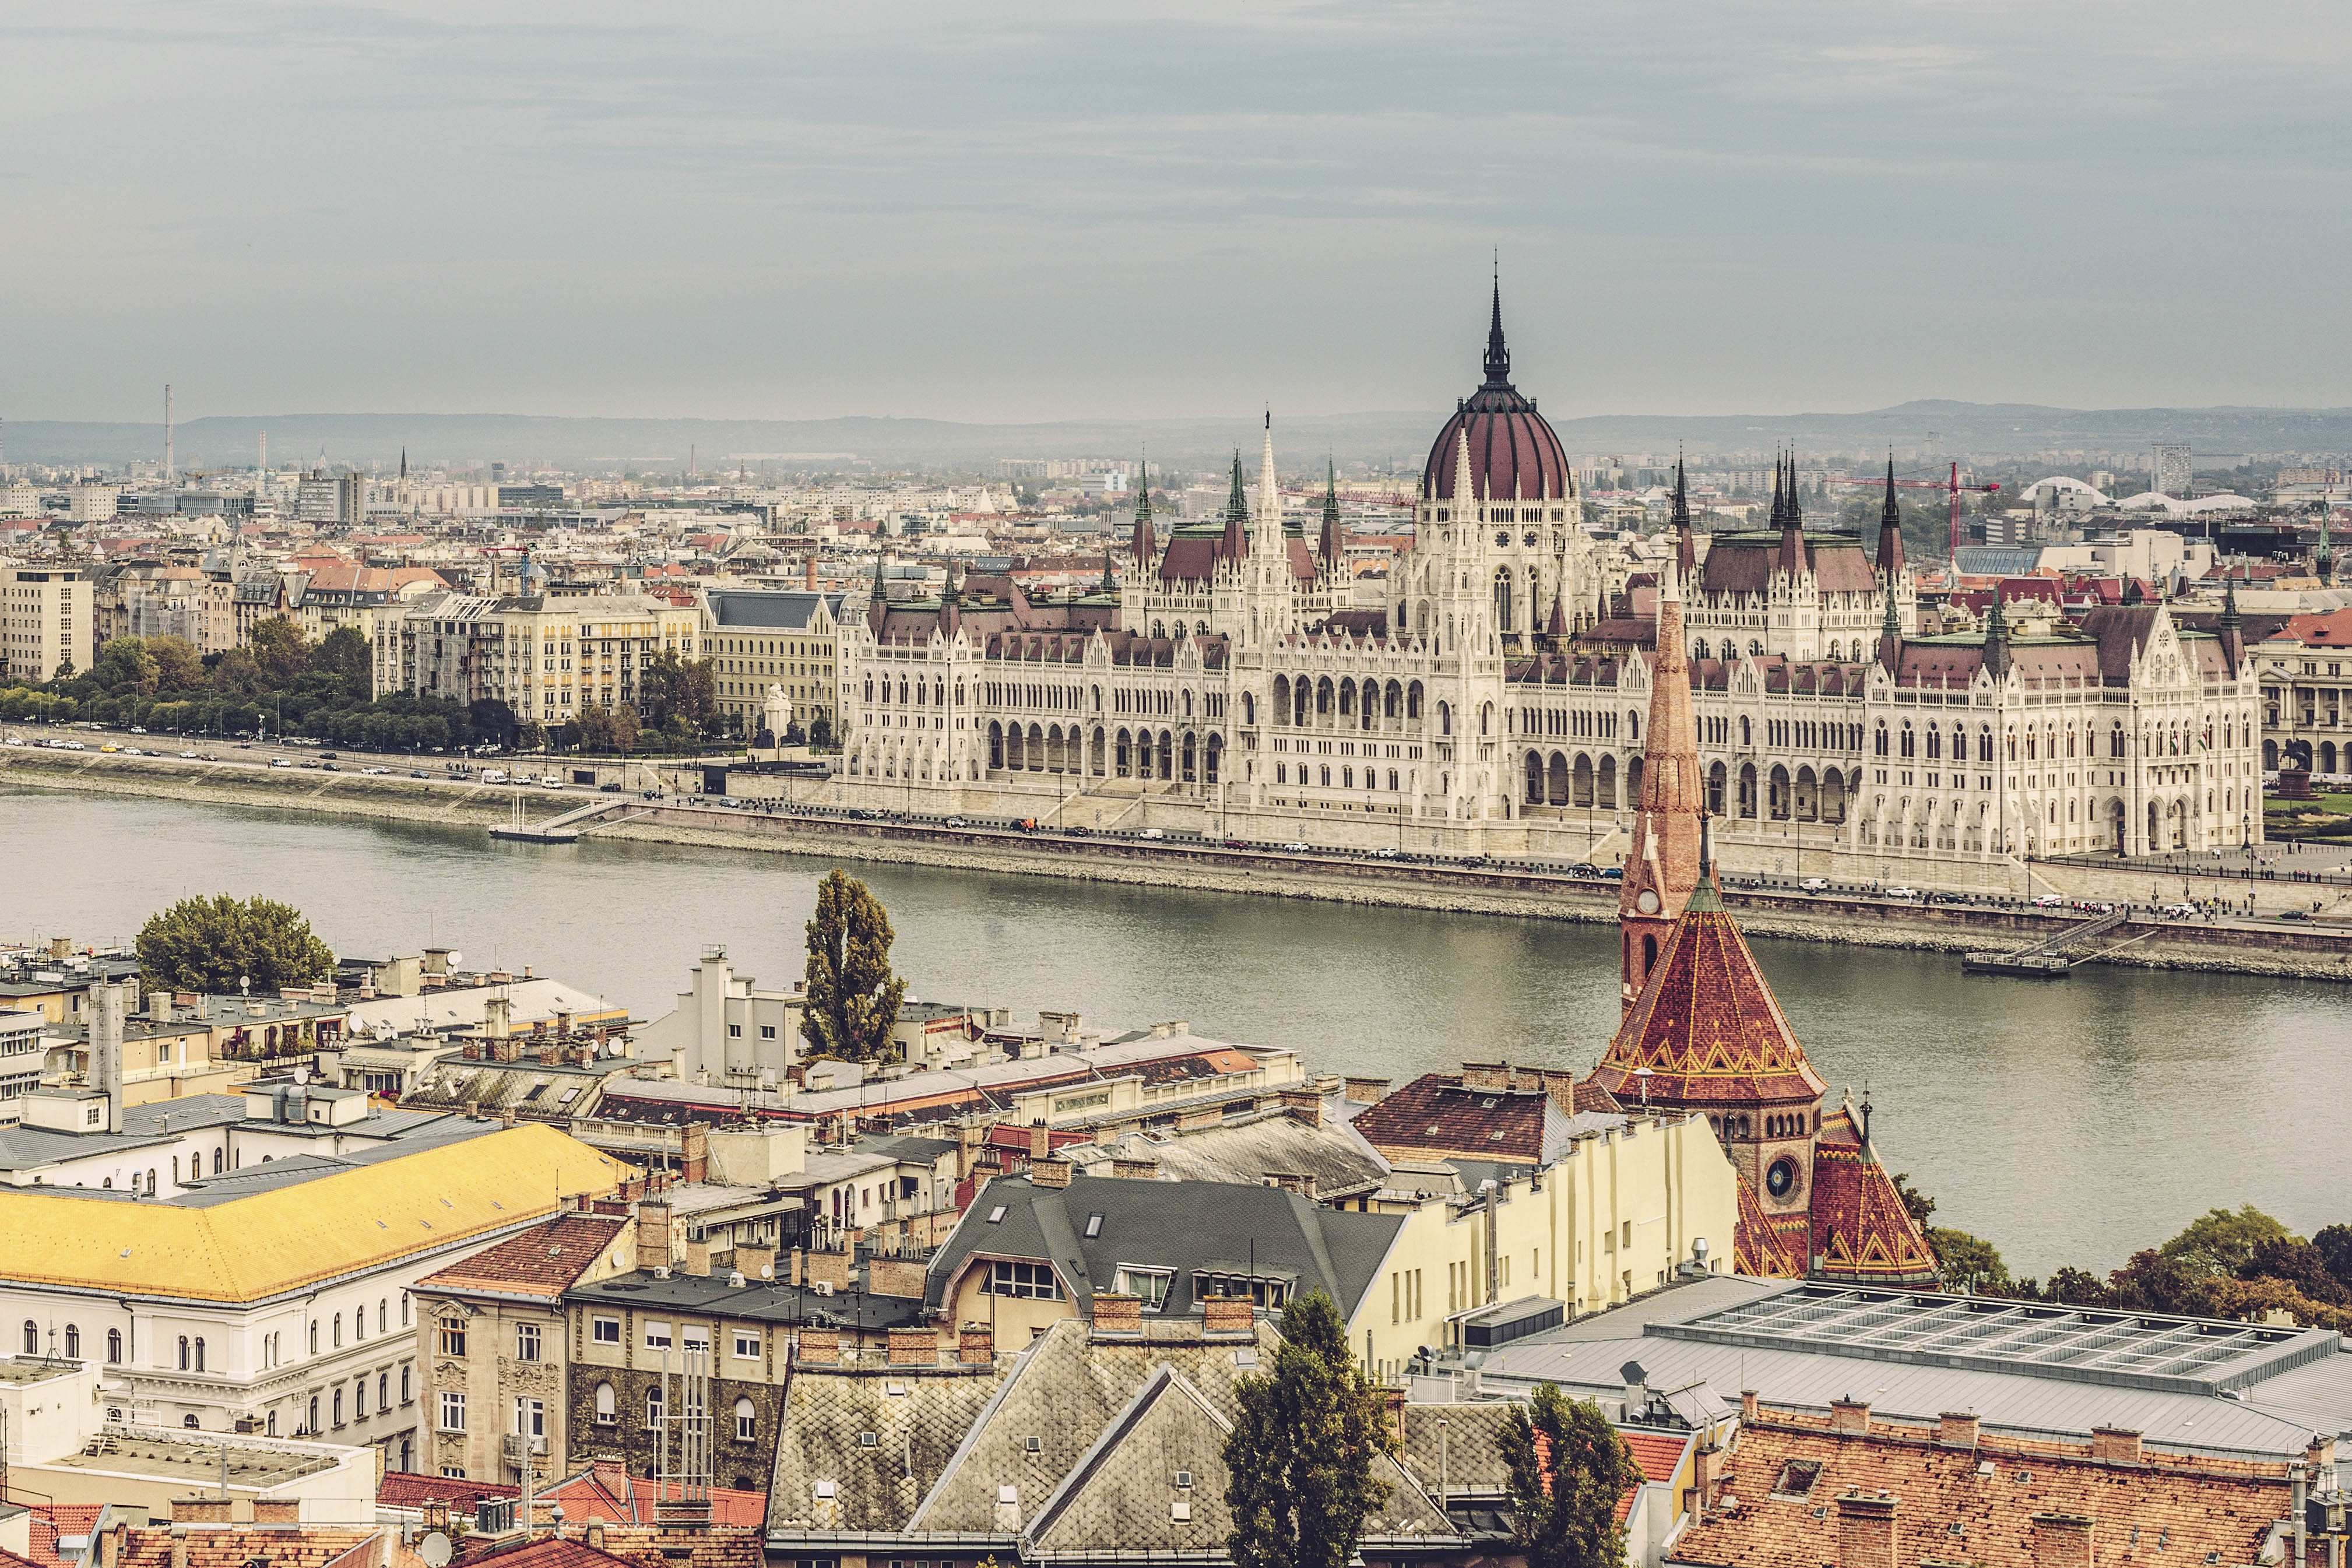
445 951 463 968
420 1534 453 1567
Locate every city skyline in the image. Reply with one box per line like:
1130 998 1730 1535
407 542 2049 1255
8 1 2351 424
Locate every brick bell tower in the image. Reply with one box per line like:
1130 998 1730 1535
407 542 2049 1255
1618 466 1704 1014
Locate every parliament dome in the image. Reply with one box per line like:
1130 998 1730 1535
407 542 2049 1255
1420 284 1573 505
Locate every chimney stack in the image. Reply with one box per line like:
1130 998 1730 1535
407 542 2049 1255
92 982 126 1133
635 1202 674 1273
1937 1412 1981 1449
1833 1490 1898 1568
1829 1397 1871 1435
2089 1426 2142 1466
2028 1511 2094 1568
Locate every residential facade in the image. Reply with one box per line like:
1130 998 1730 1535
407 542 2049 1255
381 591 700 727
3 564 92 680
699 587 845 735
2256 604 2352 776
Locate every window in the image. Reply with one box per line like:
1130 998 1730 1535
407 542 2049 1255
1193 1271 1291 1309
440 1467 466 1480
736 1398 757 1442
983 1261 1060 1299
645 1321 673 1349
595 1381 616 1424
107 1328 122 1364
515 1323 542 1362
438 1392 466 1432
592 1315 621 1345
64 1324 79 1358
333 1313 343 1347
515 1397 544 1440
308 1320 319 1355
355 1380 368 1419
378 1372 389 1411
307 1395 319 1434
332 1388 344 1427
439 1319 467 1356
735 1331 762 1359
1113 1267 1172 1311
178 1335 190 1370
400 1365 412 1403
646 1386 665 1429
195 1337 206 1372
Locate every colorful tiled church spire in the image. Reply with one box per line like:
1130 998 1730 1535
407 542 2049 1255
1876 453 1904 582
1615 519 1704 1014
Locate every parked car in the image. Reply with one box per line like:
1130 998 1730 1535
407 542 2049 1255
320 751 339 760
2033 894 2066 909
1798 877 1829 893
1282 841 1310 853
178 750 199 758
480 769 509 783
540 774 564 787
362 765 389 775
600 782 624 793
2161 902 2198 918
270 757 292 768
1373 846 1400 858
128 726 147 734
410 769 430 779
1884 885 1920 901
1140 827 1166 839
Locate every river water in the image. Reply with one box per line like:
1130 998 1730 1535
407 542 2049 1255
5 785 2346 1279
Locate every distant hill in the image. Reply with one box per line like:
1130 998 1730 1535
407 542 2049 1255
10 401 2349 473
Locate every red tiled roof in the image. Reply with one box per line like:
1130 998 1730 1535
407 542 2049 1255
1669 1415 2291 1568
26 1507 101 1567
416 1214 629 1299
379 1469 522 1509
1348 1073 1551 1163
1809 1108 1939 1285
114 1528 383 1568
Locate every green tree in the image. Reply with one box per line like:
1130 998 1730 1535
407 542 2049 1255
1499 1382 1644 1568
149 634 205 693
92 637 160 696
315 625 372 690
807 715 835 750
800 870 908 1061
2040 1265 2110 1306
135 895 335 995
1224 1290 1392 1568
1925 1228 2010 1294
2160 1205 2295 1278
1890 1172 1936 1233
247 617 311 685
2313 1224 2352 1292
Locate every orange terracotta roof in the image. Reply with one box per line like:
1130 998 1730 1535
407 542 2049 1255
114 1527 385 1568
1808 1108 1939 1285
1669 1416 2291 1567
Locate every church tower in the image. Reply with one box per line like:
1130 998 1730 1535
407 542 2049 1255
1616 504 1704 1011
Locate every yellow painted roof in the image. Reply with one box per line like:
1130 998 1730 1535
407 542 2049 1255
0 1123 632 1302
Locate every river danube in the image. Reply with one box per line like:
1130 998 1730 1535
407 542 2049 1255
5 786 2345 1278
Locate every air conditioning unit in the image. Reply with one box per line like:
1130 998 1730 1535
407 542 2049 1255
810 1281 834 1297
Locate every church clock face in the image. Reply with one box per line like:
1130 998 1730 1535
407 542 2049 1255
1766 1157 1797 1199
1636 889 1661 915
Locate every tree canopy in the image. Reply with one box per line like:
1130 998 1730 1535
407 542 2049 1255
1223 1290 1393 1568
1499 1382 1646 1568
135 895 336 995
800 870 908 1061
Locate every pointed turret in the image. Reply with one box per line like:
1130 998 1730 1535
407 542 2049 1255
1131 453 1161 575
2218 578 2245 676
1319 458 1344 569
865 551 889 638
1777 453 1806 576
1616 535 1704 1015
1253 414 1284 558
1544 585 1568 648
1876 574 1903 673
1671 456 1696 583
1983 593 2012 680
1875 453 1904 582
1219 450 1247 559
1482 263 1511 389
1769 452 1787 526
2319 501 2335 585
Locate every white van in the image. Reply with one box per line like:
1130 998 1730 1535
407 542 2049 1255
480 769 509 783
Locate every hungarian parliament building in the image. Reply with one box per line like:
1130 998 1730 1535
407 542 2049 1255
836 290 2263 881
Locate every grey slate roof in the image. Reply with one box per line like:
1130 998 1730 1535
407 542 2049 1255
923 1172 1405 1320
707 589 845 630
0 1094 248 1172
769 1359 1012 1532
567 1268 928 1332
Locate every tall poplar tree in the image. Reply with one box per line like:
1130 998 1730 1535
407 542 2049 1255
800 869 907 1061
1499 1382 1644 1568
1223 1291 1392 1568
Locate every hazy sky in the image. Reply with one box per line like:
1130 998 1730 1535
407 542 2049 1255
8 1 2350 424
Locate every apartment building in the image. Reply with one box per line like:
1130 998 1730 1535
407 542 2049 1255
381 592 698 726
701 588 845 735
3 565 92 678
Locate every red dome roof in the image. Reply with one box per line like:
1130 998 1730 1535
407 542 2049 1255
1421 286 1571 504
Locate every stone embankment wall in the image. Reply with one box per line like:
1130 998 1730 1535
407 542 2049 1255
9 748 2349 984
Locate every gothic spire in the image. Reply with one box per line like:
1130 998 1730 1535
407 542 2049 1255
1876 452 1905 582
1877 571 1903 673
1785 453 1803 526
1671 453 1696 581
1983 593 2012 679
1320 456 1344 568
1482 256 1511 389
1224 451 1247 526
1131 451 1159 575
1769 452 1787 527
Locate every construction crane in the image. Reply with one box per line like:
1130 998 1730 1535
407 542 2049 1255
1829 463 2000 561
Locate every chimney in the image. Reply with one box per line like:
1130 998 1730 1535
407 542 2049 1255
585 1518 604 1552
1740 1389 1760 1423
1110 1158 1159 1181
1279 1089 1323 1127
804 555 817 592
250 1500 300 1525
92 982 125 1133
788 1247 804 1286
2028 1511 2095 1568
169 1526 188 1568
681 1124 709 1185
1028 1122 1052 1159
887 1327 938 1366
1829 1397 1871 1435
635 1202 674 1272
2307 1434 2336 1476
1833 1490 1898 1568
1690 1440 1721 1505
1380 1386 1407 1447
1938 1412 1981 1450
795 1328 840 1366
168 1499 231 1525
736 1243 775 1281
1342 1077 1390 1104
681 1238 712 1278
1030 1158 1071 1190
50 936 71 961
959 1323 994 1365
1203 1297 1253 1335
1092 1293 1143 1336
2089 1426 2142 1465
484 995 512 1040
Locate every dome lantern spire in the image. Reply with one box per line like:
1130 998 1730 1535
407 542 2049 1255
1482 252 1511 389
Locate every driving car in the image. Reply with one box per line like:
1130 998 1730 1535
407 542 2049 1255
1140 828 1166 839
362 765 389 775
1282 841 1310 853
944 816 966 827
2033 894 2066 909
270 757 291 768
1373 846 1399 858
410 769 430 779
1884 885 1920 901
178 750 199 758
1798 877 1829 893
